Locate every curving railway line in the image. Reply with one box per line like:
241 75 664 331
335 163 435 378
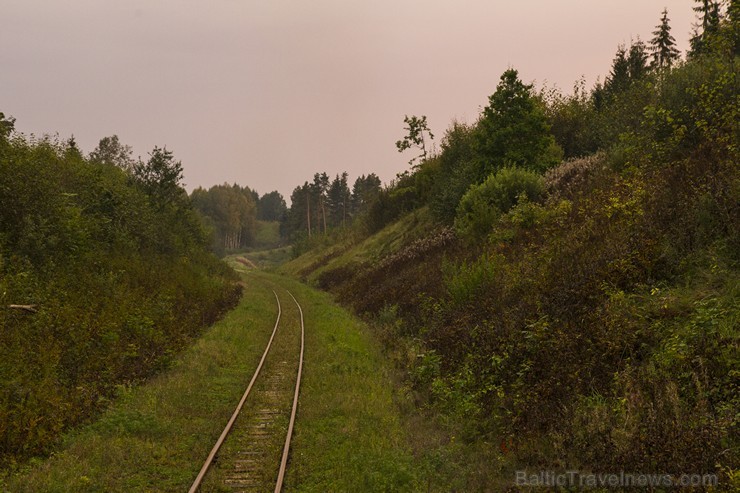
188 289 305 493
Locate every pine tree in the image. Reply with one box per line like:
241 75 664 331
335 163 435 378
285 182 313 239
351 174 381 215
312 172 329 235
650 8 681 69
327 172 351 227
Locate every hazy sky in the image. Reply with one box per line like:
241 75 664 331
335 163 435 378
2 1 696 201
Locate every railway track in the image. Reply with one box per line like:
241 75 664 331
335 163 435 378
189 289 305 493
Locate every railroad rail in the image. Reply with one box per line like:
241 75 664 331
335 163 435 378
188 288 305 492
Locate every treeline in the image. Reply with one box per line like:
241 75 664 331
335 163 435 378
281 172 381 240
296 1 738 481
190 186 286 254
0 123 241 466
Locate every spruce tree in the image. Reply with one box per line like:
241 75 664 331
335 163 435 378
728 0 740 55
627 38 649 80
690 0 722 56
650 8 681 69
474 69 560 177
604 45 630 95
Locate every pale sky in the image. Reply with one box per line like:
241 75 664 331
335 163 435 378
2 1 696 201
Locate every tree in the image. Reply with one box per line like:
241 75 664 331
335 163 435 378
311 172 330 235
600 39 650 100
191 183 257 251
395 115 434 168
132 147 185 209
256 191 287 221
428 121 480 223
474 68 561 177
327 172 351 227
351 173 381 216
284 182 313 239
0 112 15 142
730 0 740 55
627 38 649 80
540 78 599 159
89 135 135 171
605 45 631 95
650 8 681 69
690 0 722 56
64 136 83 161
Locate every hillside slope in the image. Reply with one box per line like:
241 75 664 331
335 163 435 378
280 19 739 484
284 154 738 484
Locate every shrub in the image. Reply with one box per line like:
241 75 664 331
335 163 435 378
0 129 241 466
454 166 545 242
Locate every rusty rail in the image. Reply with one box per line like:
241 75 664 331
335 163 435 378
189 288 306 492
274 290 305 492
188 290 282 493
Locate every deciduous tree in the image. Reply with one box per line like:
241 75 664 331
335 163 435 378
132 147 185 210
395 115 434 168
89 135 135 171
257 191 287 221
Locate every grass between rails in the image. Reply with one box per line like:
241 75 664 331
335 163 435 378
270 272 419 492
1 270 423 491
244 247 293 270
222 248 293 272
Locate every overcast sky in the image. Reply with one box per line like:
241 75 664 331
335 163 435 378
2 1 696 201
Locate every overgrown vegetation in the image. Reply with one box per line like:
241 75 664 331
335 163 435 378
0 124 241 468
284 2 739 487
2 0 737 488
1 272 423 492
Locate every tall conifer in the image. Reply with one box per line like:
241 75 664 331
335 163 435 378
650 9 681 69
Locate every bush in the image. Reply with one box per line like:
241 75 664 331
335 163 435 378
454 166 545 242
0 129 241 467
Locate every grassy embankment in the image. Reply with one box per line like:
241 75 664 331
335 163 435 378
1 269 420 492
276 18 739 490
280 211 507 490
279 207 437 284
278 155 739 490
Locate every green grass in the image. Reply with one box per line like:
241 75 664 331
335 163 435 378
267 272 419 491
222 247 293 272
1 271 422 492
1 279 277 492
245 247 293 270
280 207 436 283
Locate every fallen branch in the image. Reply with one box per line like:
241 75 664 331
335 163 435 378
8 304 38 313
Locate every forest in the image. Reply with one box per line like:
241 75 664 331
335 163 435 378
279 0 739 482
